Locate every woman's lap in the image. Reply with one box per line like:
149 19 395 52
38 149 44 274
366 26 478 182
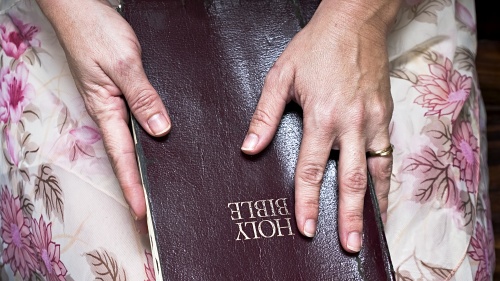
386 1 494 279
0 1 153 280
0 0 493 280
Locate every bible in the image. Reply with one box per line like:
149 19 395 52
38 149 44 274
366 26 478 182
122 0 395 280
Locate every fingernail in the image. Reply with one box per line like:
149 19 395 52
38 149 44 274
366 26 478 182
347 232 362 252
303 219 316 237
241 133 259 151
147 113 170 136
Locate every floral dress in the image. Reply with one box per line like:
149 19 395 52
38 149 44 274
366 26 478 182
0 0 493 280
0 0 154 280
386 0 494 279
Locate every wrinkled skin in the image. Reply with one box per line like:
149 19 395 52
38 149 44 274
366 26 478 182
37 0 400 251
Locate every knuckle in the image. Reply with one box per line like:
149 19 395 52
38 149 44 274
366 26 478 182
132 40 143 56
104 141 135 171
129 89 159 113
93 86 111 99
266 62 293 85
81 87 122 122
319 112 337 129
114 53 136 74
370 100 393 124
304 105 337 129
297 162 325 187
375 160 393 180
113 52 142 79
369 157 393 183
343 210 364 225
265 65 280 84
298 195 320 212
342 169 367 194
251 107 274 129
370 102 385 116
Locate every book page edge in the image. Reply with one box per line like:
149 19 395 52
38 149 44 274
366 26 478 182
131 117 165 281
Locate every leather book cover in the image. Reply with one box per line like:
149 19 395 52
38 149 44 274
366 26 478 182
122 0 395 280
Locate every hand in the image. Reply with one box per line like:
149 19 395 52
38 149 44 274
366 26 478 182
37 0 171 232
242 0 400 252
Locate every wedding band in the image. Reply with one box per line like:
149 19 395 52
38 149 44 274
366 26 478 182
368 144 394 157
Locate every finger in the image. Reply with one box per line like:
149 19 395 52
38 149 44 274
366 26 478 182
294 115 334 238
134 218 149 235
367 136 393 225
97 109 148 222
105 52 171 137
241 63 293 154
338 135 367 253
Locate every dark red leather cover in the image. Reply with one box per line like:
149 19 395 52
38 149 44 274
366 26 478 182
122 0 395 280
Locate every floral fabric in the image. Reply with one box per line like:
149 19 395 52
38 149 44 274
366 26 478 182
0 1 154 280
387 0 494 280
0 0 493 280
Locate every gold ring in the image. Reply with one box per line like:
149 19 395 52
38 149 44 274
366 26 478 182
368 144 394 157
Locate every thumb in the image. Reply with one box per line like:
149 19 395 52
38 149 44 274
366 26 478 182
106 53 171 137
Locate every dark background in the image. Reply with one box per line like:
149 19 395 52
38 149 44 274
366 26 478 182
475 0 500 279
476 1 499 40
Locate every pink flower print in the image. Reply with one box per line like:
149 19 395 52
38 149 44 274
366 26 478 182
0 17 40 60
0 66 11 122
455 1 476 33
144 251 156 281
451 121 479 193
0 186 37 279
68 125 101 161
0 63 35 124
414 58 472 121
0 27 28 60
31 217 68 281
468 222 494 281
69 126 101 145
11 16 41 47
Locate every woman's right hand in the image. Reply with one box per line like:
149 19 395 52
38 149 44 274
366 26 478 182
36 0 170 232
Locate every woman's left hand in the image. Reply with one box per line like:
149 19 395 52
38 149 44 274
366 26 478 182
241 0 400 253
